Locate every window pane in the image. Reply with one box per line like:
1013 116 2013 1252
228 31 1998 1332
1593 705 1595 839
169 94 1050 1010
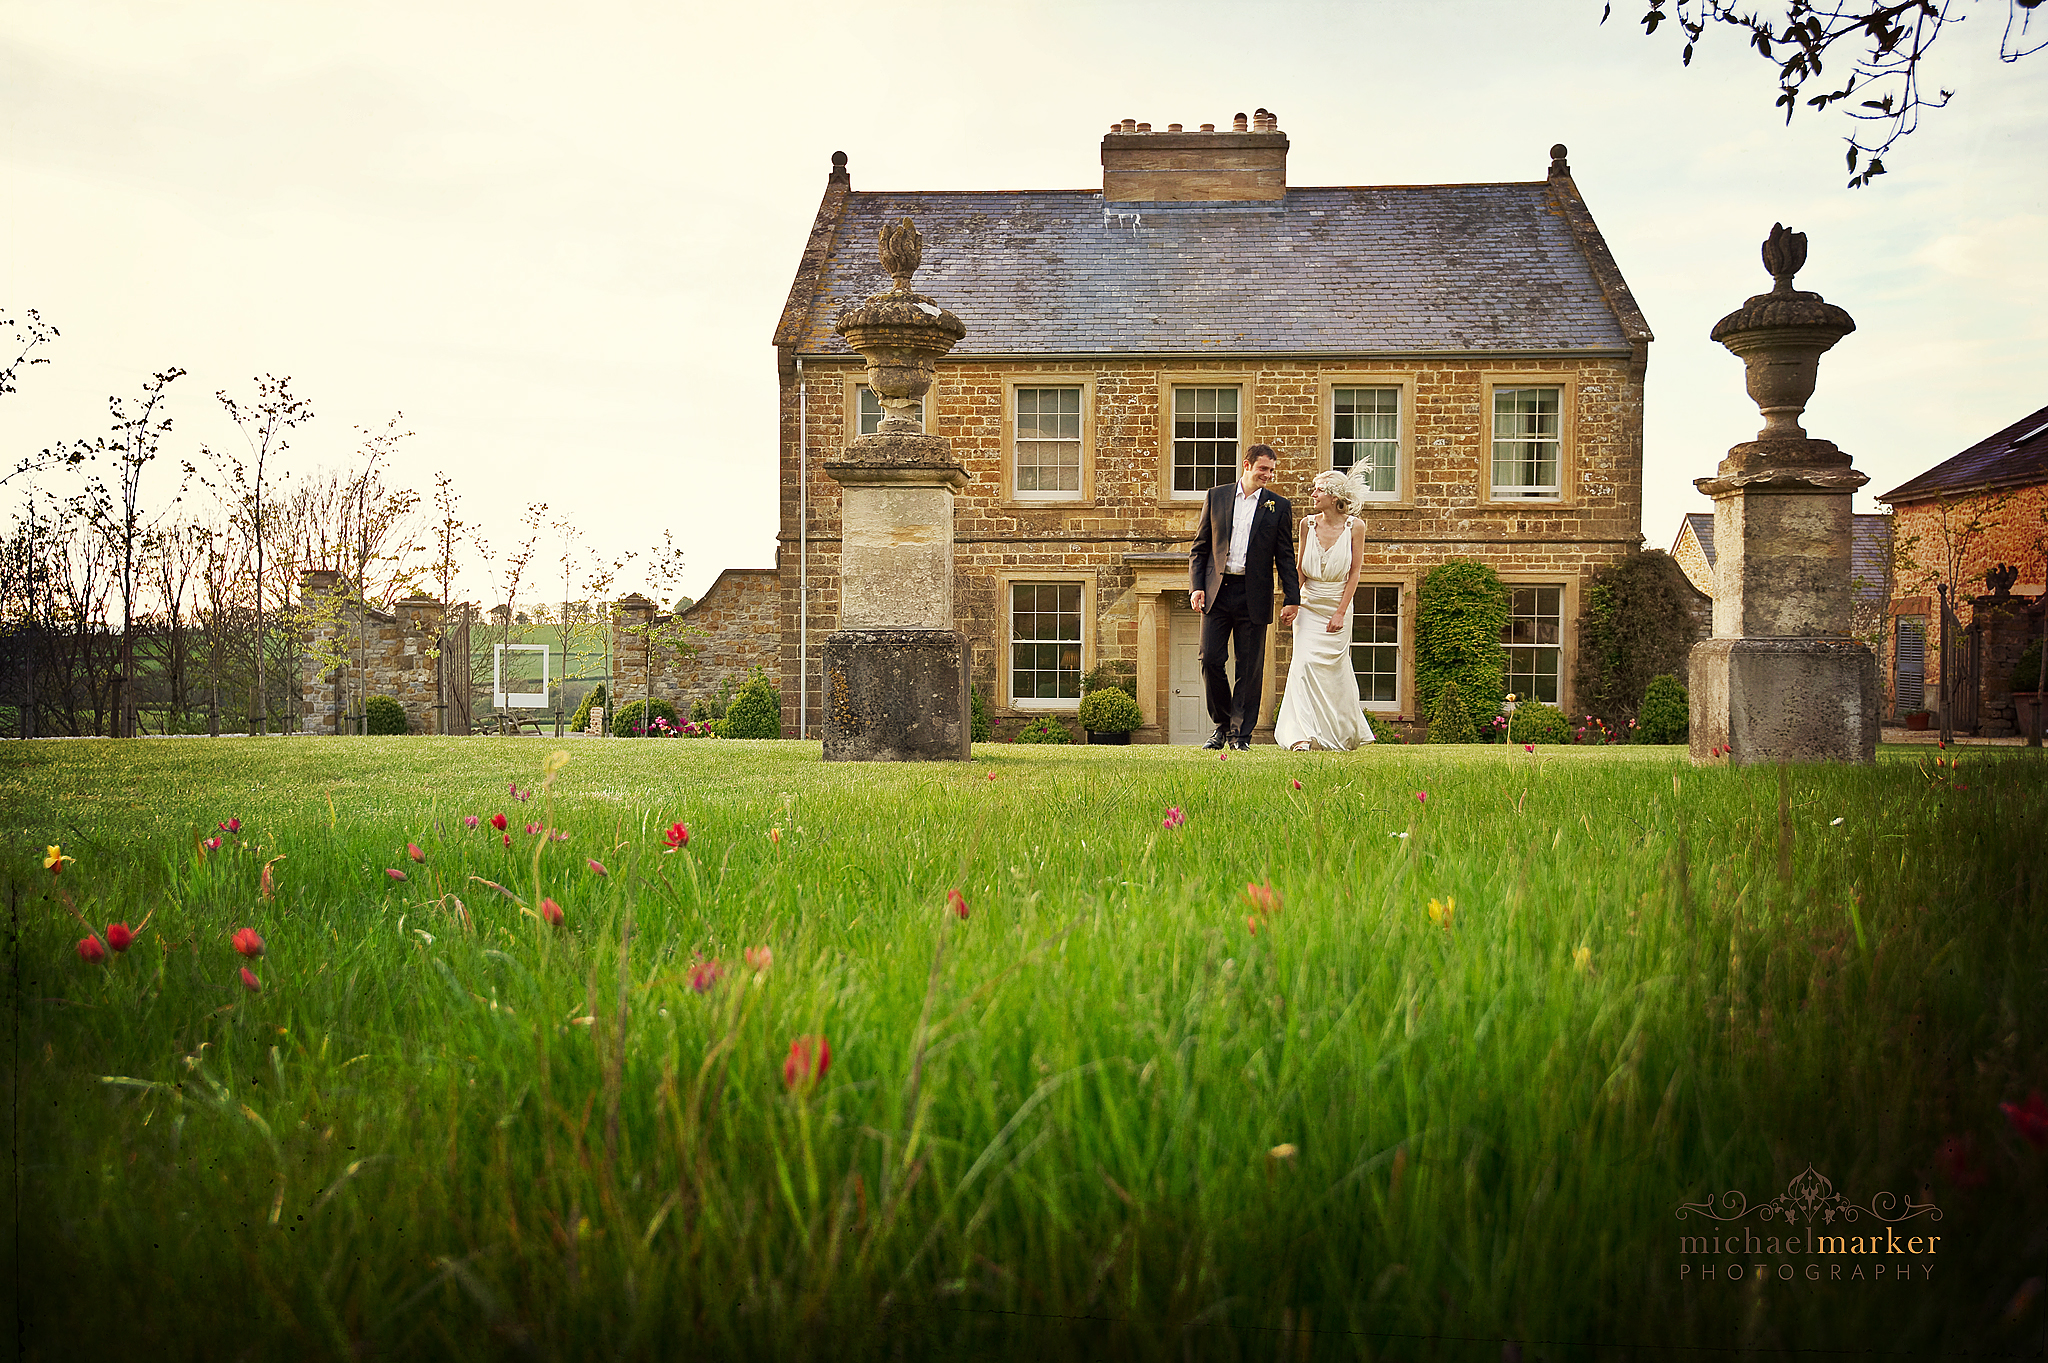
1350 584 1402 706
1501 584 1564 704
1173 387 1239 492
1010 583 1083 701
1015 388 1083 497
1333 388 1399 494
1490 387 1561 496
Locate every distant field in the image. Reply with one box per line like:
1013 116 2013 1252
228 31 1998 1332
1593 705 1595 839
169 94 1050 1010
5 737 2043 1361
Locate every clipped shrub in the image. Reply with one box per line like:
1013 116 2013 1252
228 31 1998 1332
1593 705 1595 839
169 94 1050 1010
718 669 782 739
1415 560 1508 739
1013 715 1073 745
1425 680 1479 744
612 696 680 737
690 674 740 724
365 695 408 735
1575 550 1704 731
970 686 991 743
1508 702 1572 745
1077 687 1143 734
1636 674 1690 744
568 683 607 734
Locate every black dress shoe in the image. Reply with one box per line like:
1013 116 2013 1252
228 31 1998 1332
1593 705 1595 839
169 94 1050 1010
1202 728 1228 750
1229 736 1251 751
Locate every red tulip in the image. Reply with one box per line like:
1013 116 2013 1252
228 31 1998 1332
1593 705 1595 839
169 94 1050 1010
1243 882 1281 915
947 888 969 920
203 836 223 851
1415 791 1428 805
689 958 725 993
219 818 241 834
587 859 607 877
744 945 773 972
663 822 689 852
2002 1092 2048 1150
502 833 512 848
1291 779 1303 790
105 922 134 952
490 813 508 832
407 843 425 863
232 927 265 958
539 897 564 927
240 966 262 993
783 1035 831 1093
77 935 107 964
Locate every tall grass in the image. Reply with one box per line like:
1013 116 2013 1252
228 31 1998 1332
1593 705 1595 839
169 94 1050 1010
4 738 2043 1360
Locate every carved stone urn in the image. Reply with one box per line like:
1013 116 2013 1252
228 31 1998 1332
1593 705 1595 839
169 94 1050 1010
819 218 974 761
1688 225 1879 766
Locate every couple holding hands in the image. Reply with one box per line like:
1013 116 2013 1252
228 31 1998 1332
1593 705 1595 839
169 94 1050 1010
1188 444 1377 753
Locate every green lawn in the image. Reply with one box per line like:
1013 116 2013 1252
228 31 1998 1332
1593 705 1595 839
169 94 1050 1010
5 737 2043 1360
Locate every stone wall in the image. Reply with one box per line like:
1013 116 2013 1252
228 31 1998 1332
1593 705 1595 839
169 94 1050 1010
1883 482 2048 718
776 354 1646 740
299 571 448 735
610 568 780 726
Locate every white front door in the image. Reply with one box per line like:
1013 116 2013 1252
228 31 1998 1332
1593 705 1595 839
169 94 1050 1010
1168 607 1208 744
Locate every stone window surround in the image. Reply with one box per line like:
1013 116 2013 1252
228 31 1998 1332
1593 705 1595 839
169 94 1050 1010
1316 374 1418 508
1157 373 1259 506
999 375 1098 508
840 372 926 445
1479 372 1579 509
996 570 1096 712
1348 570 1418 715
1496 572 1578 712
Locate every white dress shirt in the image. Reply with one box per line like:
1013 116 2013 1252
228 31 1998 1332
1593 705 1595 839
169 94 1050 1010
1225 484 1260 573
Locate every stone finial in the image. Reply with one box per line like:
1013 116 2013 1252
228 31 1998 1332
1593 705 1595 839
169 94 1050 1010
830 150 849 185
1548 143 1570 177
1988 563 2021 598
1762 223 1807 293
878 218 923 293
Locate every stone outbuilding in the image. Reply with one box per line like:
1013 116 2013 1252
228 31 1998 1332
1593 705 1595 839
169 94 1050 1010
1876 402 2048 732
771 118 1653 742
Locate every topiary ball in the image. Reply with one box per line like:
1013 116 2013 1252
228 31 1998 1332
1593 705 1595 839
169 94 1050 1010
1013 715 1073 745
1507 702 1572 745
365 695 408 735
1077 687 1143 733
612 696 680 737
1636 674 1690 744
719 671 782 739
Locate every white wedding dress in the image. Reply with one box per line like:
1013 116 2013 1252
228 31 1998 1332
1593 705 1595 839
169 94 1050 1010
1274 515 1376 751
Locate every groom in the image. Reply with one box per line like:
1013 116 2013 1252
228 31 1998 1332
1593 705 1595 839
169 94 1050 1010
1188 444 1300 750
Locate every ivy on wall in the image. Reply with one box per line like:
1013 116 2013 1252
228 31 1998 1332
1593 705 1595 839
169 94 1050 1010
1574 550 1704 729
1415 560 1508 742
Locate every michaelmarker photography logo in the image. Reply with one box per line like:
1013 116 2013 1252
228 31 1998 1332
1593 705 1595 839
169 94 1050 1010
1677 1165 1943 1284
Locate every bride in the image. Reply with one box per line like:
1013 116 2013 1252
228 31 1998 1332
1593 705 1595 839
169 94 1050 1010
1274 469 1376 752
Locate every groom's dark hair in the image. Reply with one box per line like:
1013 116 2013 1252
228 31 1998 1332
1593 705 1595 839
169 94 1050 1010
1243 444 1277 465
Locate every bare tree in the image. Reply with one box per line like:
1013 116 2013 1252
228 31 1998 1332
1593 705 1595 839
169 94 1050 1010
206 376 313 735
81 368 186 737
1894 489 2013 742
1614 0 2047 186
1 309 86 493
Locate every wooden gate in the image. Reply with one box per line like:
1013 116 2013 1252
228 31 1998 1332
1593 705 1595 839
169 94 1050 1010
439 611 473 735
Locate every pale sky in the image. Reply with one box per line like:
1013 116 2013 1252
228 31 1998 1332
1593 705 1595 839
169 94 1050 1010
4 0 2044 604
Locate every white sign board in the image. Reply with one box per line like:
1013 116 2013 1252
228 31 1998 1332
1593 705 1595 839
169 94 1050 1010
493 643 550 710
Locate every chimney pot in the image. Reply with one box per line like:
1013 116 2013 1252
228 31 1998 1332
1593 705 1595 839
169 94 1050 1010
1168 123 1182 132
1233 112 1248 131
1137 122 1151 132
1200 123 1215 132
1122 118 1137 132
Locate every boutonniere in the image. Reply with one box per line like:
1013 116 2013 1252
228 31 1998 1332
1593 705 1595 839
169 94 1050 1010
1262 500 1277 512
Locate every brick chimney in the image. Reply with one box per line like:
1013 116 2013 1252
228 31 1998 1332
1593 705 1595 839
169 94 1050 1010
1101 109 1287 203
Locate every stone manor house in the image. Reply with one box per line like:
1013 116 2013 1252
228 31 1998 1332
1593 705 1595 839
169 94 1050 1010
760 114 1653 742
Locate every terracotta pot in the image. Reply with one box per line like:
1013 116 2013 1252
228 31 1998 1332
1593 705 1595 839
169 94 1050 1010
1904 712 1931 731
1086 730 1133 746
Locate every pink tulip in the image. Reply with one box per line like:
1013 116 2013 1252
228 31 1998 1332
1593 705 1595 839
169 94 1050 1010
1162 806 1186 831
2002 1092 2048 1150
539 897 564 927
745 945 773 972
1415 791 1428 805
690 959 725 993
587 859 607 877
407 843 425 863
240 966 262 993
219 818 241 834
385 868 407 881
783 1035 831 1093
463 815 480 829
947 888 969 920
203 837 223 851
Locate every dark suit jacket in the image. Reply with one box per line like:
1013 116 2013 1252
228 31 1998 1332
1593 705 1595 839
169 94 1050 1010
1188 482 1301 625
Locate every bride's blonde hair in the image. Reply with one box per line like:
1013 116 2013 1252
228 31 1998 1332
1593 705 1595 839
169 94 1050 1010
1310 468 1367 515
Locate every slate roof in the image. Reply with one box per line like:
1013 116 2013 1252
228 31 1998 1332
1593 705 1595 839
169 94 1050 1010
1875 402 2048 503
788 185 1645 357
1677 512 1891 606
